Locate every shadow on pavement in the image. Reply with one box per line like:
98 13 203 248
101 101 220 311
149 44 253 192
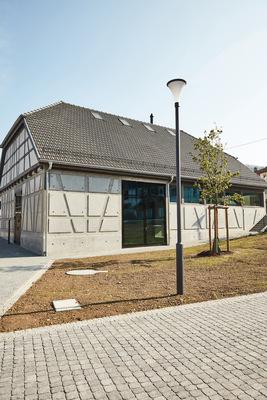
1 294 177 318
0 238 42 259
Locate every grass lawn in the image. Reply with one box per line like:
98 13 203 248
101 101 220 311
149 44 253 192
0 233 266 332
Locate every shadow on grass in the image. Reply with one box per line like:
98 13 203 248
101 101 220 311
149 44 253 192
1 294 178 318
131 257 175 265
50 260 119 270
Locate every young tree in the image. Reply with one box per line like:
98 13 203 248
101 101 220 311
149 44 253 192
190 126 244 254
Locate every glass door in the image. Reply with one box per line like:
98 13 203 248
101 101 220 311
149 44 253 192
122 181 166 247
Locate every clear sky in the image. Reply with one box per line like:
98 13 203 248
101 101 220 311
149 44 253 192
0 0 266 167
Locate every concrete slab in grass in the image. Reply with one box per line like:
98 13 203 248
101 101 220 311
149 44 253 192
53 299 82 312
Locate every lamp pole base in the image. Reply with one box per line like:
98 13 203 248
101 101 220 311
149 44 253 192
176 242 184 295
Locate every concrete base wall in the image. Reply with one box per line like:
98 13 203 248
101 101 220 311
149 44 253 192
20 232 44 255
0 219 14 243
47 233 121 257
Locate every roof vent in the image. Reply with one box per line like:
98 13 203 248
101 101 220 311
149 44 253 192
150 113 154 124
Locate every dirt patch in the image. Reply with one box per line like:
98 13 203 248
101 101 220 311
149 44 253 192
0 233 266 332
196 250 235 257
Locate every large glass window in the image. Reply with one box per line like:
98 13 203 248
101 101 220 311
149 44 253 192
224 191 241 206
243 193 263 207
122 181 166 247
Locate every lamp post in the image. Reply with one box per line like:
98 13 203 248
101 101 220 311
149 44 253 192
167 78 187 295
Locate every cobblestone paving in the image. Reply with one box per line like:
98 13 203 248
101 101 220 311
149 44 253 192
0 292 267 400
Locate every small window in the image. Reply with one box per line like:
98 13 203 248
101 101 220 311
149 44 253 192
170 184 201 204
143 124 155 132
119 118 131 126
166 129 175 136
184 187 200 204
91 111 103 120
170 185 177 202
15 194 22 214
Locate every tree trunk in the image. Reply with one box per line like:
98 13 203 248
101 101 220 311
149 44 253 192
213 207 217 254
209 207 212 253
212 206 221 254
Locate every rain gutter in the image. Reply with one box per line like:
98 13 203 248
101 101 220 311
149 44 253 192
44 162 53 256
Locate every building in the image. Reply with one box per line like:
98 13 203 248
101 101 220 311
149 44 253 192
256 166 267 181
256 166 267 213
0 101 266 256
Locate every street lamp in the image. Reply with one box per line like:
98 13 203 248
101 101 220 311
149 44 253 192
167 78 187 295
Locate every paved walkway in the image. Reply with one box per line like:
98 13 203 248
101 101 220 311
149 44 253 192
0 292 266 400
0 238 54 317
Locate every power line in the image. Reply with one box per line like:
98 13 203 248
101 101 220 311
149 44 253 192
225 138 267 150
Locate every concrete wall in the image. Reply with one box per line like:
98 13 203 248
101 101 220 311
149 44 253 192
47 171 122 257
1 168 265 257
169 202 266 247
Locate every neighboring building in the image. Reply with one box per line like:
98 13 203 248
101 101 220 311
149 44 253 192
256 166 267 212
256 166 267 181
0 101 266 257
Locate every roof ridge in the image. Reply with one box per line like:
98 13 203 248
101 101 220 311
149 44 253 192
23 101 64 116
54 101 191 134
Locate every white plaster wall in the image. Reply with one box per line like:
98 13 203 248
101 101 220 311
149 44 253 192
0 188 15 241
0 171 45 254
20 172 45 254
22 175 44 233
1 127 39 188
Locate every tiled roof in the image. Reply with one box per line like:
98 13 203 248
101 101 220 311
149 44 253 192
11 101 267 188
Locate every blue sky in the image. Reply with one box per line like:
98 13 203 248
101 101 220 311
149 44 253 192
0 0 266 166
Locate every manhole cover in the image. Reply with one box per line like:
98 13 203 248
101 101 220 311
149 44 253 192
66 269 108 276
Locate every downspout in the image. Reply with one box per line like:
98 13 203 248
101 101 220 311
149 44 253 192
44 162 53 256
167 176 174 245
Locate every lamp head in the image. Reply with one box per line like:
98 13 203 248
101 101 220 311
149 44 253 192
167 79 187 103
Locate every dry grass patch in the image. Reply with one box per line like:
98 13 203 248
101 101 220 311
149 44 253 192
1 233 266 332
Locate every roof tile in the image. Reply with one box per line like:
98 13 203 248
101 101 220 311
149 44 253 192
22 101 267 188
